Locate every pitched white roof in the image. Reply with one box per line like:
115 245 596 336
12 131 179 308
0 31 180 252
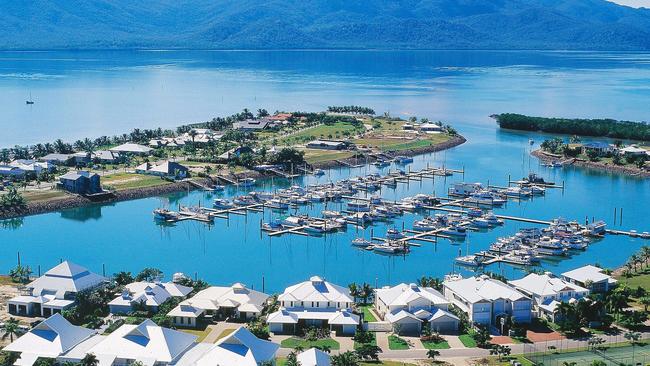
561 265 616 284
109 143 153 154
279 276 353 304
376 283 448 308
443 275 528 303
4 314 96 361
195 327 279 366
509 273 589 297
169 283 268 318
87 319 196 363
28 261 106 297
266 309 359 325
266 309 299 324
429 308 460 322
386 310 422 324
297 348 331 366
109 282 192 308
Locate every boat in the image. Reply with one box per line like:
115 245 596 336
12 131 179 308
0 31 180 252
345 212 373 225
26 92 34 105
455 255 484 267
266 198 289 210
233 195 257 206
153 208 180 221
386 228 406 240
372 244 400 254
630 230 639 238
483 213 504 226
281 216 305 227
249 191 274 201
471 218 490 228
440 224 467 237
413 220 437 231
262 219 283 231
322 210 343 219
467 208 483 217
466 191 506 206
640 232 650 239
352 238 372 248
313 169 325 176
213 185 225 192
373 160 390 168
449 182 484 197
213 199 234 209
303 223 328 234
305 193 325 202
347 200 371 212
394 156 414 164
179 206 213 222
238 178 256 187
528 185 546 195
288 195 309 205
502 187 532 198
586 221 607 236
522 173 554 186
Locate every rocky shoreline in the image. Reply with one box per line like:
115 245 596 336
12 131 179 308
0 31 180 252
532 149 650 178
0 135 466 221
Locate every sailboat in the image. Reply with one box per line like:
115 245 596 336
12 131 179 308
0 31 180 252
26 92 34 105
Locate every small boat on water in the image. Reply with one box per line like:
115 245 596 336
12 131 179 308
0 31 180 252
233 195 257 206
440 224 467 237
373 160 390 168
238 178 256 187
313 169 325 176
266 198 289 210
179 206 213 222
347 200 371 212
394 156 413 164
213 185 225 192
386 228 406 240
281 216 305 227
345 212 373 225
455 255 484 267
153 208 180 221
471 218 490 228
26 92 34 105
467 208 483 217
483 213 504 226
352 238 372 248
322 210 343 219
262 219 283 231
213 199 234 209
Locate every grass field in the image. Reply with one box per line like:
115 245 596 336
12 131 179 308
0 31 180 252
302 149 355 164
459 334 478 348
355 133 451 152
388 335 409 350
422 339 451 349
22 189 69 203
277 121 364 146
617 268 650 290
357 304 378 322
102 172 172 190
280 337 341 350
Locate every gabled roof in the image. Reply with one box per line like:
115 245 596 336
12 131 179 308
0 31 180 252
109 282 192 308
170 283 269 318
28 261 106 297
562 265 616 284
266 309 299 324
376 283 448 308
109 143 153 154
88 319 196 363
509 273 589 297
297 348 331 366
59 170 99 181
443 275 529 303
195 327 279 366
4 314 96 360
279 276 353 304
385 310 422 324
429 308 460 322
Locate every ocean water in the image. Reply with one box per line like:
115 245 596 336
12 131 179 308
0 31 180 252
1 50 649 292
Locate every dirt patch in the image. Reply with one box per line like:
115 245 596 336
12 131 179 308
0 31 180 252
526 328 565 342
490 335 515 345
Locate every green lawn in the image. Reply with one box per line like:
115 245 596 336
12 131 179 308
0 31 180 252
102 172 173 190
278 121 364 145
354 133 452 152
617 268 650 290
280 337 340 350
387 335 410 350
354 332 377 350
422 339 451 349
459 334 478 348
302 149 355 164
357 304 378 322
22 189 69 203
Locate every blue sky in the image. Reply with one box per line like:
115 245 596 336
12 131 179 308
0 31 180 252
609 0 650 7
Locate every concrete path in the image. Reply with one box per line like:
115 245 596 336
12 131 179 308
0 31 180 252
337 335 356 352
444 335 466 349
203 322 240 343
377 331 391 352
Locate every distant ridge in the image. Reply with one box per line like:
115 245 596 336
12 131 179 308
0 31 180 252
2 0 650 50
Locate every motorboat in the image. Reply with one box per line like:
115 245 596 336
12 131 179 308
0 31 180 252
153 208 180 221
345 212 373 225
233 195 257 206
322 210 343 218
528 185 546 195
212 185 225 192
352 238 372 248
467 208 483 217
249 191 274 201
305 193 325 202
471 218 490 228
483 213 504 226
238 178 256 187
413 220 437 231
262 219 283 231
455 255 484 267
281 216 305 227
266 198 289 210
466 191 506 206
440 224 467 237
386 228 406 240
449 182 483 197
213 199 235 209
347 200 371 212
394 156 414 164
313 169 325 176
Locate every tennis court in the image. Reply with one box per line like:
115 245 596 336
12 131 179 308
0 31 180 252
527 344 650 366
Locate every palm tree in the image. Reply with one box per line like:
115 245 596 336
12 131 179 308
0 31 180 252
2 318 21 342
641 246 650 267
639 296 650 312
80 353 99 366
427 349 440 363
348 283 359 304
331 351 359 366
360 283 372 305
285 351 299 366
631 254 641 272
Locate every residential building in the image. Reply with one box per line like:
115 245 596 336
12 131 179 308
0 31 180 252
306 140 349 150
58 170 101 194
0 165 26 177
39 153 74 165
135 161 189 179
233 118 276 131
374 283 459 335
619 145 649 156
297 348 331 366
443 275 532 327
194 326 279 366
269 113 293 122
8 261 106 317
509 272 589 321
2 314 98 366
109 143 153 156
92 150 121 164
266 276 360 335
582 142 614 154
108 281 192 315
168 283 269 328
87 319 196 365
562 265 618 293
217 146 254 161
9 159 55 175
419 122 443 133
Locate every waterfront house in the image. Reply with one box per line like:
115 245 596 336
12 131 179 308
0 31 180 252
419 122 443 133
269 113 293 122
7 261 106 317
86 319 196 365
509 272 589 322
217 145 254 161
167 283 269 328
194 326 279 366
2 313 98 366
92 150 121 164
266 276 360 335
306 139 350 150
0 165 26 178
442 275 532 327
233 118 275 131
135 161 189 179
58 170 101 194
374 283 459 335
10 159 55 175
108 281 192 315
39 153 74 165
297 348 331 366
582 142 614 155
619 145 649 156
109 143 153 156
561 265 617 293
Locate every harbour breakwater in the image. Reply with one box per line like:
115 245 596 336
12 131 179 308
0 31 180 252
0 135 466 221
532 149 650 178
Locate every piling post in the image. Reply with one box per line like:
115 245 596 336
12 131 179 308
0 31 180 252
17 252 21 267
614 207 617 225
102 264 105 277
620 208 623 226
38 265 41 277
262 275 265 293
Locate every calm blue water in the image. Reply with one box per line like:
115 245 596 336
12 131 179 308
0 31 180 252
1 50 649 292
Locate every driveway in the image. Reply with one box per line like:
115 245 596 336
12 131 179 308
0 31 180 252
203 321 241 343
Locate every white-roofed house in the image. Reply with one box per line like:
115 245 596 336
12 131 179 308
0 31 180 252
561 265 617 293
266 276 360 335
297 347 331 366
194 326 279 366
7 261 107 317
375 283 459 335
135 161 189 179
3 314 99 366
108 282 192 315
87 319 196 366
167 283 269 328
509 272 589 322
109 143 153 156
443 275 532 328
